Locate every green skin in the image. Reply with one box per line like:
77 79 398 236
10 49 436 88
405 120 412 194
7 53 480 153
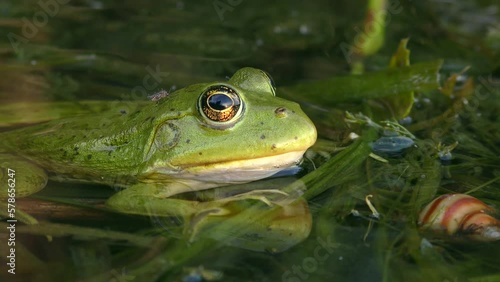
0 68 317 220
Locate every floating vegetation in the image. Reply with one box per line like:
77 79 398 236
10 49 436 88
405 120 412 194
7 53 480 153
0 1 499 281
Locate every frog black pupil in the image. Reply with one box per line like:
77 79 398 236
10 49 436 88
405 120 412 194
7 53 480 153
208 94 232 110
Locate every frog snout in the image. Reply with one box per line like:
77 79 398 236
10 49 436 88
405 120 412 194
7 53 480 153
271 104 317 149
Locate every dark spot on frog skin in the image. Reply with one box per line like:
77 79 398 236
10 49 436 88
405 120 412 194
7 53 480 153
260 134 266 139
292 110 296 114
186 139 191 144
170 108 175 111
129 110 141 118
271 144 276 150
199 152 203 155
294 136 298 140
144 116 155 123
260 122 264 125
120 109 127 115
87 154 92 160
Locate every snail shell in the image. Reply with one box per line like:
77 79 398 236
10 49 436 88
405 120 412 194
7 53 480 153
418 194 500 242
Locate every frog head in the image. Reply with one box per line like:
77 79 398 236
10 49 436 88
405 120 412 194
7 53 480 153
142 68 317 184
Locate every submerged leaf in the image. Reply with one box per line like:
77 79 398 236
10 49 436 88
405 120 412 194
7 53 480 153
372 38 415 119
281 60 442 105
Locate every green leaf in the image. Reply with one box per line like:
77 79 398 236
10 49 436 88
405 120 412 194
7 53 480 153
373 38 415 119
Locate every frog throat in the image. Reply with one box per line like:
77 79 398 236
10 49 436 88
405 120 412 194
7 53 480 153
149 150 305 184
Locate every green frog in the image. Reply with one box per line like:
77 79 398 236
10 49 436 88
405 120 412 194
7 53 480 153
0 68 317 221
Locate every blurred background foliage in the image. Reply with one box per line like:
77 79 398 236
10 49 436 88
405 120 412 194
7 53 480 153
0 0 499 281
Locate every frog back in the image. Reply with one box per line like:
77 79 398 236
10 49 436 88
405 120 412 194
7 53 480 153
0 104 159 185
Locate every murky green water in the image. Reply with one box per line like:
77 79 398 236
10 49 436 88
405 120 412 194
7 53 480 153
0 1 499 281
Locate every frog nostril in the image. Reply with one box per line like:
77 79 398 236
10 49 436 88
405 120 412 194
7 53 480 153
275 107 287 118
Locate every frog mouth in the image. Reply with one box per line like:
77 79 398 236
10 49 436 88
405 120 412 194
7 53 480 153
171 150 307 184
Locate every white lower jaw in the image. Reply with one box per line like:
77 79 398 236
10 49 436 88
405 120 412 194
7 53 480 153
171 150 306 184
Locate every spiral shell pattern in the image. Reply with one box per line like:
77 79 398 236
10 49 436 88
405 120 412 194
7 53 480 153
418 194 500 241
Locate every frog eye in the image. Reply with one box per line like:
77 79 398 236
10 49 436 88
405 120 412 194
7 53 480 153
199 85 243 124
